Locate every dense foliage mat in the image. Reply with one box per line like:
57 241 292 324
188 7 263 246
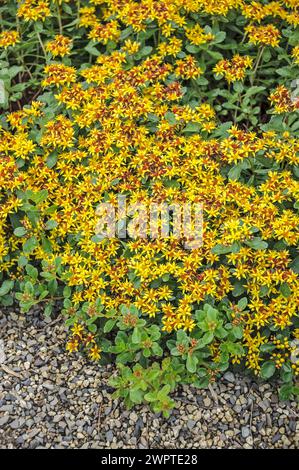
0 0 299 415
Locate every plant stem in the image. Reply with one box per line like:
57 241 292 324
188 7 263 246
36 31 47 60
250 46 264 86
57 4 63 34
77 0 80 22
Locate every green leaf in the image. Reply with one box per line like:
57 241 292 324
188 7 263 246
260 361 276 379
245 86 266 98
186 44 200 53
280 282 292 298
186 353 198 373
63 286 71 298
227 342 244 355
206 50 223 60
206 306 218 322
201 331 215 344
228 164 242 181
18 255 28 267
130 389 144 404
7 65 23 79
213 31 226 44
237 297 247 310
25 264 38 280
30 190 48 205
84 42 100 57
233 81 243 93
276 67 291 77
194 375 209 388
165 111 177 125
157 384 171 400
260 343 276 353
211 244 233 255
0 280 14 297
44 304 53 317
88 323 97 333
139 46 153 57
231 325 243 340
104 319 117 333
45 219 58 230
279 383 294 401
132 327 141 344
14 227 27 237
151 342 163 356
23 236 38 254
290 256 299 274
182 122 201 133
232 281 245 297
46 153 57 168
246 238 268 250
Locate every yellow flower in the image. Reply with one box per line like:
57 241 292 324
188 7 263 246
0 31 20 48
46 35 72 57
185 24 215 46
245 24 281 47
17 0 51 22
213 55 253 83
71 323 84 339
89 345 101 361
66 339 79 353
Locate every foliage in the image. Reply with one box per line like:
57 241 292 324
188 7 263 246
1 0 299 413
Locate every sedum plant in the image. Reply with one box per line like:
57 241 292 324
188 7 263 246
0 0 299 413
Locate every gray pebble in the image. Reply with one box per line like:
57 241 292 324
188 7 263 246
223 372 235 383
241 426 250 439
106 430 114 442
9 419 20 429
0 415 9 426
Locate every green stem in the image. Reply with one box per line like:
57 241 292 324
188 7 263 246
57 4 63 34
36 31 47 60
250 46 265 86
233 92 242 124
77 0 80 22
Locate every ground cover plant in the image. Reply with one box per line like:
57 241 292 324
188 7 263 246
0 0 299 416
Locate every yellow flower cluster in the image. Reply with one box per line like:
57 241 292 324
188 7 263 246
292 46 299 65
46 34 72 57
66 323 101 361
0 30 20 48
269 85 299 114
17 0 51 22
213 55 253 83
245 24 281 47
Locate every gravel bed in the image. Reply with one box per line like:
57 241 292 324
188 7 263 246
0 309 298 449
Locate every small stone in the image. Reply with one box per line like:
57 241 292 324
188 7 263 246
0 415 9 426
28 429 40 439
258 399 270 412
203 397 211 407
9 419 20 429
16 436 25 445
187 420 196 430
272 433 281 444
106 430 114 442
241 426 250 439
130 412 138 423
223 372 235 383
43 383 55 391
